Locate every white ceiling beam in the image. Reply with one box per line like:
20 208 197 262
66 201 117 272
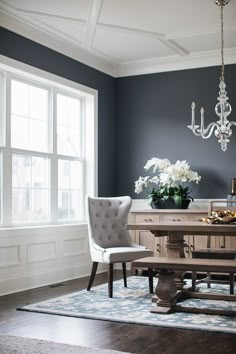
159 39 189 56
17 8 86 25
97 23 165 39
97 23 188 56
84 0 103 49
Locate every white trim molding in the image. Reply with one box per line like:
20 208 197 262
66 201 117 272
1 3 235 78
117 48 236 77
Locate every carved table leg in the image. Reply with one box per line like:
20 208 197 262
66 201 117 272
166 232 187 290
151 269 177 314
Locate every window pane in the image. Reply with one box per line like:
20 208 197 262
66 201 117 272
58 190 69 220
58 159 69 190
58 159 82 221
11 80 28 117
29 119 48 153
70 190 82 219
0 152 2 187
12 153 50 223
29 85 48 121
0 190 1 224
0 152 2 223
12 188 30 223
32 156 50 188
70 160 82 190
11 115 28 150
12 154 31 188
11 80 49 152
32 189 49 220
58 191 82 221
57 94 80 128
57 94 81 156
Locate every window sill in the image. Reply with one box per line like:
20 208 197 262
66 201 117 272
0 223 88 236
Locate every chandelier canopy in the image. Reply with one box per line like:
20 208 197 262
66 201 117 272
188 0 235 152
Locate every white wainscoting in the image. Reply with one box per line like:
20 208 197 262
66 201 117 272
0 198 213 295
0 224 105 296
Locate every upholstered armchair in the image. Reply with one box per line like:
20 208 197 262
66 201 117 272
87 196 153 297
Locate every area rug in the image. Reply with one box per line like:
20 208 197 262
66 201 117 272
0 335 131 354
18 276 236 334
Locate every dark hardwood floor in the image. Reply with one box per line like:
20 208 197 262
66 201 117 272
0 271 235 354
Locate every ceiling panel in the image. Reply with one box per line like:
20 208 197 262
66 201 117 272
176 29 236 54
93 28 175 62
33 17 87 44
4 0 92 20
99 0 236 36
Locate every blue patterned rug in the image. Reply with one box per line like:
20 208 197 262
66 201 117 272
19 276 236 334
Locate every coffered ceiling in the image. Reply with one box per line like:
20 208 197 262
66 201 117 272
0 0 236 77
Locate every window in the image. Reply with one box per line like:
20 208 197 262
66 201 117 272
0 60 97 227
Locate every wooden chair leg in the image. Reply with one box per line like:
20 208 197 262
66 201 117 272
148 268 153 293
192 271 197 292
229 272 234 295
108 263 113 298
87 262 98 291
122 263 127 287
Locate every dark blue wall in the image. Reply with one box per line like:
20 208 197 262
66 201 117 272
116 65 236 199
1 27 236 200
0 27 116 197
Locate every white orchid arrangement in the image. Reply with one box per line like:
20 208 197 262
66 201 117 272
135 157 201 203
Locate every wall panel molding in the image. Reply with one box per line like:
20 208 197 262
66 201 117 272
0 224 99 295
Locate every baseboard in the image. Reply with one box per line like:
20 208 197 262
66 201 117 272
0 262 106 296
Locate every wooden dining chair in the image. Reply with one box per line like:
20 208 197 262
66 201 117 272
192 200 236 294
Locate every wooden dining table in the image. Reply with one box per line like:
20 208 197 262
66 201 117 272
126 221 236 315
127 220 236 260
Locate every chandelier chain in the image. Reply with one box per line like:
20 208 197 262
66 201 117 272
220 4 224 81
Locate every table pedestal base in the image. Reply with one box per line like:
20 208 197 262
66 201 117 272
151 270 236 316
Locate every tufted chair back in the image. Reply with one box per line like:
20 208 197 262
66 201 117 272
87 196 133 249
86 196 153 297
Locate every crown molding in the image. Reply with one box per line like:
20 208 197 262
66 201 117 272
117 48 236 77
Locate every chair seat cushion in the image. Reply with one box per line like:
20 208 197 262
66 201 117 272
102 247 153 263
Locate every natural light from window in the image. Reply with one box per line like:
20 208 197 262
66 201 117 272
0 58 97 228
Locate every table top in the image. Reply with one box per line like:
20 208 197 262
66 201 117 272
130 209 208 214
126 221 236 235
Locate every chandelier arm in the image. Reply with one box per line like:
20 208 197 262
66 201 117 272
190 127 204 137
197 122 219 139
228 121 236 129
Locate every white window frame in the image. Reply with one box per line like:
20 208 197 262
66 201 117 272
0 55 98 228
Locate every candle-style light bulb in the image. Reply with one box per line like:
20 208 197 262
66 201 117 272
191 102 196 127
200 107 204 131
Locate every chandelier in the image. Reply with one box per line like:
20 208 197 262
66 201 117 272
188 0 235 152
